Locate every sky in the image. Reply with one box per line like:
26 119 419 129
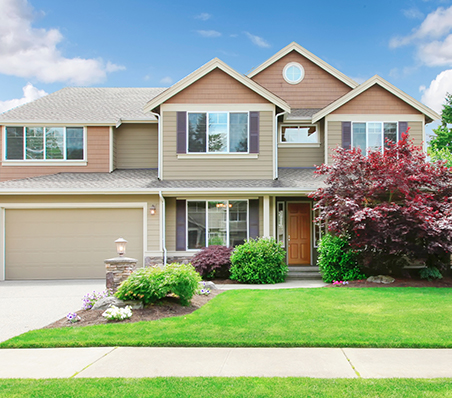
0 0 452 136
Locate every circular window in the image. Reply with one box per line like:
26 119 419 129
283 62 305 84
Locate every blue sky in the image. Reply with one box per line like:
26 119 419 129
1 0 452 133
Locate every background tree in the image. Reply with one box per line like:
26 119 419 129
311 133 452 275
429 93 452 153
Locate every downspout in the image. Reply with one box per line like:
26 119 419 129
159 190 167 265
150 111 162 180
274 111 287 180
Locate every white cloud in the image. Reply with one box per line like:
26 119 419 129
244 32 270 48
350 76 367 84
160 76 173 85
0 0 125 85
402 8 424 19
0 83 47 113
420 69 452 113
195 13 211 21
196 30 221 38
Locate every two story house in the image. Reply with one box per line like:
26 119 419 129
0 42 439 280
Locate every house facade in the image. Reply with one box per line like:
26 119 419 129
0 43 439 280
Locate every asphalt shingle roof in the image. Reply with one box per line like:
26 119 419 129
285 108 323 121
0 87 168 124
0 168 325 192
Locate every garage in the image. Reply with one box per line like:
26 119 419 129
5 207 144 280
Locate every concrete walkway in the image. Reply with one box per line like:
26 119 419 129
0 347 451 378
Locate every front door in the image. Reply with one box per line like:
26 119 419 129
287 202 311 265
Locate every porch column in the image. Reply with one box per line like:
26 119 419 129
263 195 270 237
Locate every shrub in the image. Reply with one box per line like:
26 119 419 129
317 234 365 283
191 245 233 279
419 266 443 281
230 238 287 284
115 263 201 306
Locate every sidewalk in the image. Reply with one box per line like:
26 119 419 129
0 347 451 379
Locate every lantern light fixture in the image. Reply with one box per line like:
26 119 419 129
150 204 156 215
115 238 128 257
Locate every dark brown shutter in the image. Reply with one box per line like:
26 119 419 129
398 122 408 140
249 112 259 153
249 199 259 239
342 122 351 150
177 112 187 154
176 199 186 251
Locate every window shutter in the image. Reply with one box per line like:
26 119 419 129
249 199 259 239
341 122 351 150
177 112 187 154
176 199 186 251
249 112 259 153
398 122 408 140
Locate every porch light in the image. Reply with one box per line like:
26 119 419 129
150 204 156 215
115 238 128 257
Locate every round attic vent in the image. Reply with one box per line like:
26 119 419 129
283 62 304 84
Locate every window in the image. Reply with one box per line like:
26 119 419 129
281 125 319 144
283 62 305 84
188 112 248 153
187 200 248 249
352 122 398 155
5 126 84 161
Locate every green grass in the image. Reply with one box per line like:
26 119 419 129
2 288 452 348
1 378 452 398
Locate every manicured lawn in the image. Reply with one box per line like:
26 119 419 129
1 378 452 398
2 288 452 349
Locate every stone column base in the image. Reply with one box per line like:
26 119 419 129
104 256 137 292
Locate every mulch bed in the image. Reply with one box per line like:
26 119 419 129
332 276 452 288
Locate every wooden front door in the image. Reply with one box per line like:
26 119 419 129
287 203 311 265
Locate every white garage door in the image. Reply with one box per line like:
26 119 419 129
5 208 143 280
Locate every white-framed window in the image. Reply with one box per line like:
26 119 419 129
187 112 249 153
283 62 305 85
5 126 84 161
187 200 248 249
280 125 319 144
352 122 398 155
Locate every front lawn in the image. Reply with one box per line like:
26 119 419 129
2 288 452 348
1 378 452 398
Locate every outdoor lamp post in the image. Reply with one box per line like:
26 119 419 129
115 238 128 257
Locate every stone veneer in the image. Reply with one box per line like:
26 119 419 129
105 256 137 292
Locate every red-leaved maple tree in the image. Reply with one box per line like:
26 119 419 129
310 132 452 272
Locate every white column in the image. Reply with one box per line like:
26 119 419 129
263 195 270 237
0 207 5 281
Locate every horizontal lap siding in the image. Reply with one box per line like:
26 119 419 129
114 123 158 169
332 85 420 114
251 51 352 109
0 126 110 181
278 129 324 167
162 111 273 180
0 194 161 253
408 121 423 145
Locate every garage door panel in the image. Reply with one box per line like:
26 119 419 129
6 208 143 280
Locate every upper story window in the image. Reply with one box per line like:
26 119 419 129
187 112 249 153
281 125 319 144
5 126 84 161
352 122 397 155
283 62 305 85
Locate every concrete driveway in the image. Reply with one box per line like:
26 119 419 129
0 280 105 343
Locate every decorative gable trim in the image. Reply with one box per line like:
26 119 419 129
247 42 358 89
312 75 440 123
144 59 290 113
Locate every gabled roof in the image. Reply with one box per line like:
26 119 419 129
247 42 358 89
312 75 440 123
143 58 290 113
0 87 166 125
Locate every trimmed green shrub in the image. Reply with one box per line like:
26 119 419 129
115 263 201 306
230 238 287 284
317 234 365 283
191 245 233 279
419 266 443 281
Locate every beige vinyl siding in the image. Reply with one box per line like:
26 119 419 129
0 126 110 182
162 111 274 180
6 208 143 279
0 194 160 253
114 123 158 169
408 121 423 145
278 129 324 167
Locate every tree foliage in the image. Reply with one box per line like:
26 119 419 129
310 133 452 272
429 93 452 153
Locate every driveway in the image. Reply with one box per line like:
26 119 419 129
0 280 105 343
